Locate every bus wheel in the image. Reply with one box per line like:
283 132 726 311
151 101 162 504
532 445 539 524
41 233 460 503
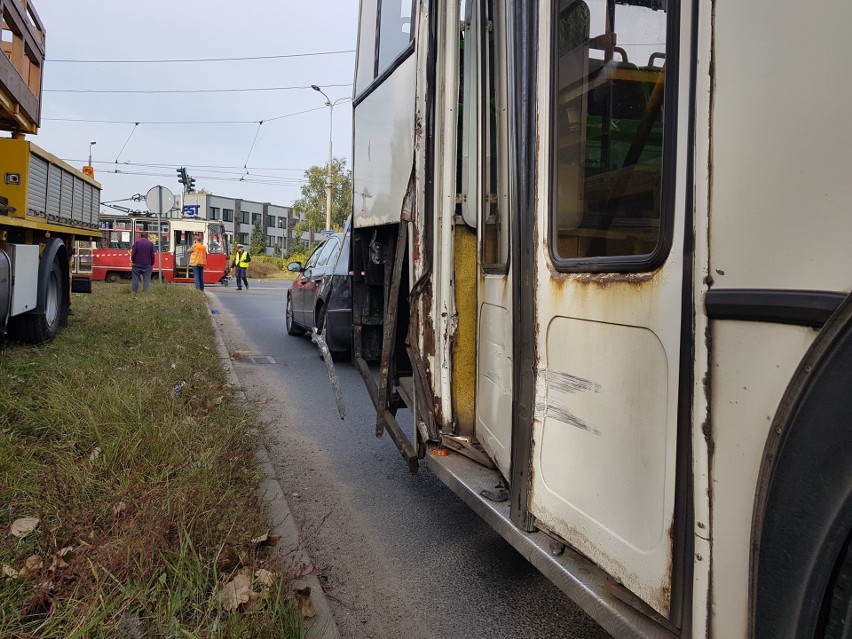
825 536 852 638
106 272 121 283
9 256 63 344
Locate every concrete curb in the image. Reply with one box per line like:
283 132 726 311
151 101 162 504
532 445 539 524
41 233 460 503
207 302 341 639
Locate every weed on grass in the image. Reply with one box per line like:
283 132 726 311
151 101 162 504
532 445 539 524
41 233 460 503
0 283 302 638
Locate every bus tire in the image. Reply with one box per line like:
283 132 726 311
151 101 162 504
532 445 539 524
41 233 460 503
8 252 65 344
752 294 852 639
826 536 852 638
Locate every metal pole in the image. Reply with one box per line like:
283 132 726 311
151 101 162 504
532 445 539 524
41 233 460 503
326 103 333 232
157 187 163 282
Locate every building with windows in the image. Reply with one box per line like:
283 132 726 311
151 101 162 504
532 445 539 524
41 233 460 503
181 193 315 255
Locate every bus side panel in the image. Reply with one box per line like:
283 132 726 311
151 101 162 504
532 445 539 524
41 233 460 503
352 56 417 228
707 0 852 635
708 323 812 637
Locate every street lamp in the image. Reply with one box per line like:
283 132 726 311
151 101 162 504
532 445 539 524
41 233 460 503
311 85 350 233
88 140 96 166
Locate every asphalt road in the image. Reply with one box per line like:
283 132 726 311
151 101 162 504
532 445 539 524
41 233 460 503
206 280 612 639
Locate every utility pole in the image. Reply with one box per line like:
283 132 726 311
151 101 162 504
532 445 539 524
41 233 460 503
311 85 351 232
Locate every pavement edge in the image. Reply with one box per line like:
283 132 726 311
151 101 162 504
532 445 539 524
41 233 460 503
207 302 341 639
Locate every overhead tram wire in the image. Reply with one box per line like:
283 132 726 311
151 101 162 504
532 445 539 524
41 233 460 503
98 167 307 187
43 106 331 125
91 161 307 172
44 83 352 95
48 49 355 64
114 122 139 163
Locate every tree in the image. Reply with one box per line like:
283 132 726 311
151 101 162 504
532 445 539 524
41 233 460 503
292 157 352 239
250 220 265 256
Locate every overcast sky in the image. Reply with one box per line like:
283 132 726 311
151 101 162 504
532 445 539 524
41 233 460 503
29 0 358 212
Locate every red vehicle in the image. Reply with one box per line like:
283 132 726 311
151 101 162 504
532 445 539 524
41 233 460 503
93 215 229 285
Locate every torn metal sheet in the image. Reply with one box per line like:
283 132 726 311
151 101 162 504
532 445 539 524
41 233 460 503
312 327 345 420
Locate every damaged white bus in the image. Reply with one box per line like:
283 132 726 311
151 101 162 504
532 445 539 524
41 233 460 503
348 1 852 637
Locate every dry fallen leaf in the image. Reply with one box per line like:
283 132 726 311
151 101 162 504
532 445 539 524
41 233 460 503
89 447 102 461
295 587 316 619
254 568 276 587
111 502 127 517
236 548 251 567
49 547 73 572
221 573 255 612
2 564 19 578
18 555 43 578
10 517 39 539
250 531 269 545
217 545 239 572
263 535 280 548
243 590 264 613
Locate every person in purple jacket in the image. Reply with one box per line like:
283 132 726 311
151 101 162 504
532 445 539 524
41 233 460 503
130 234 156 293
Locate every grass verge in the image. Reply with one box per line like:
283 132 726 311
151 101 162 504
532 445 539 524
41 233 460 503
0 283 302 638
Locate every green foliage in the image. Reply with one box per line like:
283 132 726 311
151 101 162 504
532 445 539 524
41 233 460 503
284 242 321 268
291 157 352 237
250 221 265 256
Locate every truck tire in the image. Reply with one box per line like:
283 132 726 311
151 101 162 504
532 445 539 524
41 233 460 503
8 255 64 344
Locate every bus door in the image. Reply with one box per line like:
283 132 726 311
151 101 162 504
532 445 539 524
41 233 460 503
527 0 682 618
464 0 514 479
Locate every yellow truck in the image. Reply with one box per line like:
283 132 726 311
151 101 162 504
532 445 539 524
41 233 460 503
0 0 100 343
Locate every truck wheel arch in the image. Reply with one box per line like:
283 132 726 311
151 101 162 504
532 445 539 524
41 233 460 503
751 293 852 638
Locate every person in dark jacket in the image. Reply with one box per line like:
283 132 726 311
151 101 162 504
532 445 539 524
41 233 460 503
130 235 156 293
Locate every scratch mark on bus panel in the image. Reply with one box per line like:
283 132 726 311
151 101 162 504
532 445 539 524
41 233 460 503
547 370 602 395
535 370 603 435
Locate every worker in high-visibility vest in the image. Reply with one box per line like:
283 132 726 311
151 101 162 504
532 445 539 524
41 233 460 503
189 236 208 291
231 244 251 290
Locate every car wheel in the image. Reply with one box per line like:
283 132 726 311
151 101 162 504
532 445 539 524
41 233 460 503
286 293 304 336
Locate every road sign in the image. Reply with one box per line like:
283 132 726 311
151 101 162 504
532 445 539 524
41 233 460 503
145 185 175 215
145 185 175 283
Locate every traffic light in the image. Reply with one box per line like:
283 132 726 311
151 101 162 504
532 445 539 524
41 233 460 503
186 177 196 192
176 167 187 187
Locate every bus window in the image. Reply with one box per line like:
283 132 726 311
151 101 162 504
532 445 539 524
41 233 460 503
481 0 509 271
551 0 668 265
377 0 414 74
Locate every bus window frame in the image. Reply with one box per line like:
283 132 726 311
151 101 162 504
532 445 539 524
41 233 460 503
480 0 511 275
354 0 417 108
548 0 679 274
376 0 416 77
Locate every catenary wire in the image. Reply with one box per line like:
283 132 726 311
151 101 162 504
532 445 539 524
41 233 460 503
49 49 355 63
44 83 351 95
43 105 330 125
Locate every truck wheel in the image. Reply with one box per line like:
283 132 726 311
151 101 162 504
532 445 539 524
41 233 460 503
9 256 64 344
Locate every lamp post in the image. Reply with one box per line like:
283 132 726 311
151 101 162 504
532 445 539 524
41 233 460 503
88 140 96 166
311 85 350 233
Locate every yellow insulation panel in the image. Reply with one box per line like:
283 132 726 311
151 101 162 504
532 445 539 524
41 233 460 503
452 225 477 435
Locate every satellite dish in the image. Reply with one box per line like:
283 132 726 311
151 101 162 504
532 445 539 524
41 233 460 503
145 185 175 215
